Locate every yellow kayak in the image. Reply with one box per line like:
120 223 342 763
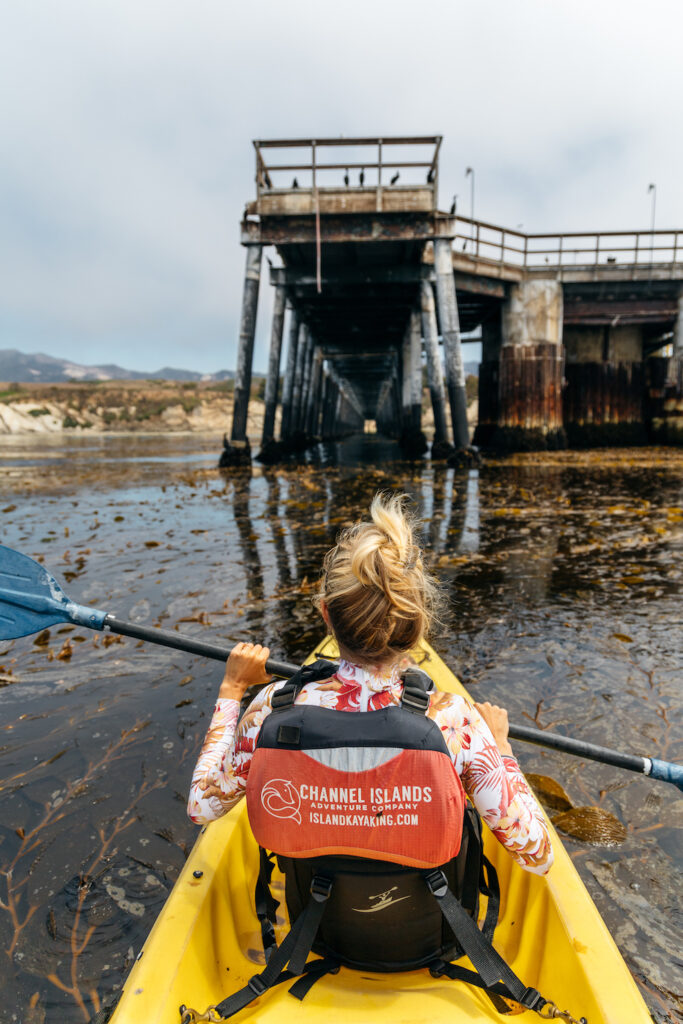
110 639 651 1024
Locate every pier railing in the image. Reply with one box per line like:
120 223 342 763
453 216 682 274
253 136 442 210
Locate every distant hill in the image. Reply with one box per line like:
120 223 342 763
0 349 236 384
464 360 480 377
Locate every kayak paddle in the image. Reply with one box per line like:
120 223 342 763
1 543 681 793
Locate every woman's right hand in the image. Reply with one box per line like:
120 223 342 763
219 642 272 702
474 701 513 758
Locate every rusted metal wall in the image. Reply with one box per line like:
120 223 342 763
495 343 565 450
564 362 646 446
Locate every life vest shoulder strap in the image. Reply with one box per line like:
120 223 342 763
271 660 434 715
271 659 339 712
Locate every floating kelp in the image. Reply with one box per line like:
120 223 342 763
526 773 573 812
552 807 627 846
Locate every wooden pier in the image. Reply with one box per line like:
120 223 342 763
221 136 683 465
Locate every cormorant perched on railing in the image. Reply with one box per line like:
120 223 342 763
359 167 365 186
344 168 350 186
390 171 400 185
292 177 299 189
449 195 457 216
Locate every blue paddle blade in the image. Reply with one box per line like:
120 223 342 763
0 544 106 640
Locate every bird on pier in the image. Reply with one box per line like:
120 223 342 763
344 168 350 186
427 166 435 183
450 195 457 216
292 177 299 189
390 171 400 185
359 167 365 186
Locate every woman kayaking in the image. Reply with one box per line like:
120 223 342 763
188 492 552 876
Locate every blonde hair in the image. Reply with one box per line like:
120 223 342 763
317 493 439 664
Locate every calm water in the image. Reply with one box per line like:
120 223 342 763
0 433 681 1023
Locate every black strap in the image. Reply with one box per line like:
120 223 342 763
271 660 339 712
399 667 432 714
213 874 334 1019
255 848 279 960
287 957 340 1001
429 960 520 1015
424 869 545 1012
478 853 500 944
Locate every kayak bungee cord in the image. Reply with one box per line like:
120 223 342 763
0 542 681 792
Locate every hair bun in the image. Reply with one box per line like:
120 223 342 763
318 492 440 663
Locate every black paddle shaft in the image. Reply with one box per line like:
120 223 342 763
105 615 663 782
103 615 298 680
508 722 648 774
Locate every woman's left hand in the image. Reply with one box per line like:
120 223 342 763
474 701 513 758
218 642 272 701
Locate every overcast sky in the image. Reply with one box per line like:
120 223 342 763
1 0 681 374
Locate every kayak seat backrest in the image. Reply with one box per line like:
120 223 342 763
276 806 485 972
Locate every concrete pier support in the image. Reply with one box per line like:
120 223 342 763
290 324 309 436
492 280 566 451
305 347 323 435
231 244 262 444
434 238 469 448
279 308 300 441
398 313 426 456
420 281 451 457
261 285 286 445
299 331 315 435
401 327 412 428
649 288 683 444
409 309 423 431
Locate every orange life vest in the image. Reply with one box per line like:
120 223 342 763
246 665 466 869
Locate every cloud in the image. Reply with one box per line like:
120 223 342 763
0 0 680 372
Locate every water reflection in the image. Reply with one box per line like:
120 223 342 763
0 435 681 1021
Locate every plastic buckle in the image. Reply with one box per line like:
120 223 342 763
424 869 448 898
521 988 544 1011
271 687 295 710
310 875 333 902
401 686 430 712
247 975 268 997
428 959 447 978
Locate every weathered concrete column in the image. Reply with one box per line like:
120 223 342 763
290 323 309 434
261 285 286 445
401 327 412 428
434 237 469 448
279 307 300 440
420 281 450 454
231 244 262 443
305 347 323 434
409 309 423 431
299 331 315 434
649 287 683 444
494 279 566 451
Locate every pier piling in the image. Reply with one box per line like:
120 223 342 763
421 282 451 457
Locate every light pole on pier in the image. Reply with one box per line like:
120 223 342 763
648 183 656 271
466 167 474 253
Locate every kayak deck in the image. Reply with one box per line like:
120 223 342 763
111 638 651 1024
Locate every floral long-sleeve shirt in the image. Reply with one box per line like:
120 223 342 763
188 659 553 875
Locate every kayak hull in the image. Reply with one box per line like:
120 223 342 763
110 639 651 1023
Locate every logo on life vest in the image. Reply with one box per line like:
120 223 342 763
352 886 410 913
261 778 301 824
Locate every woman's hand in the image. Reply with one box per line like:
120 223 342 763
218 642 272 702
474 701 513 758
